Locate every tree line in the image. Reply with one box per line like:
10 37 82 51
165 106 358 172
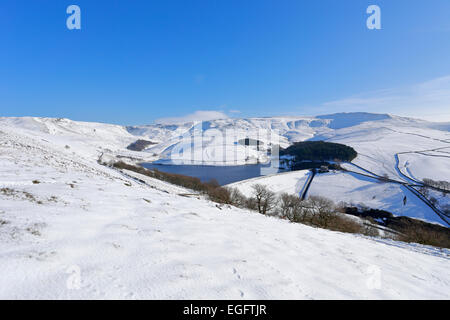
106 161 449 249
280 141 357 163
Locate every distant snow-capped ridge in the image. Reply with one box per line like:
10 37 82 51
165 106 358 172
126 112 448 143
120 112 450 166
133 112 393 130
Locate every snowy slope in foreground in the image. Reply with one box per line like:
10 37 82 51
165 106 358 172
0 120 449 299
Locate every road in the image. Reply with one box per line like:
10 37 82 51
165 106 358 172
299 169 316 200
341 161 450 226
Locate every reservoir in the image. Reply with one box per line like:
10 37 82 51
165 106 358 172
140 163 285 185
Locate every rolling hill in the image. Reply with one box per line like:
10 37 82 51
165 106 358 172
0 113 449 299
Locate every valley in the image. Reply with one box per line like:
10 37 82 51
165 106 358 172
0 112 449 299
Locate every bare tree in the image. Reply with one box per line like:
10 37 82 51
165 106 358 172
308 195 336 227
279 193 305 222
251 184 276 215
279 193 293 219
423 178 450 191
228 187 247 208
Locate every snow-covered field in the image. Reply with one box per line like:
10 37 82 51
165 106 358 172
397 151 450 183
322 124 450 182
0 114 449 299
227 170 310 198
229 170 445 225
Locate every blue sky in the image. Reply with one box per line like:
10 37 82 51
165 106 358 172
1 0 450 124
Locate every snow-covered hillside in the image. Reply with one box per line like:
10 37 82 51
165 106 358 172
0 114 449 299
127 113 450 177
131 112 450 224
228 170 445 225
0 117 158 164
1 114 448 224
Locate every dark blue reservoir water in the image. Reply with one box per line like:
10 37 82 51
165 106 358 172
140 163 284 185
